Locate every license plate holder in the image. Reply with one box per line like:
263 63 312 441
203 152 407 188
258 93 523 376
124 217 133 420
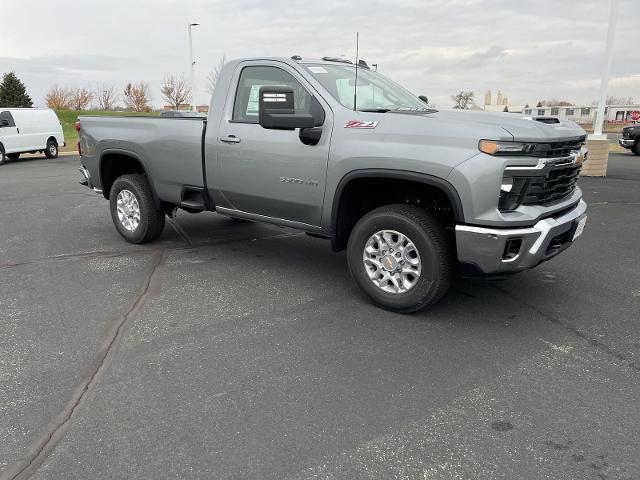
572 216 587 241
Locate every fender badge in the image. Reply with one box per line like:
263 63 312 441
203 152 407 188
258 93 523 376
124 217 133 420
344 120 379 129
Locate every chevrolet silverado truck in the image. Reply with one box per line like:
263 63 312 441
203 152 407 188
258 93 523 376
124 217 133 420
619 123 640 155
77 56 588 313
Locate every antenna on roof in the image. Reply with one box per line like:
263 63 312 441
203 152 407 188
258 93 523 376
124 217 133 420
353 32 359 111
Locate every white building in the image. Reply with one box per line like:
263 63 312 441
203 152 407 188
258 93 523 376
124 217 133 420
475 90 524 113
522 104 640 124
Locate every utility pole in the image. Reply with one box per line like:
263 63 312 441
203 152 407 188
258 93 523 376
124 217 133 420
592 0 620 138
188 22 199 112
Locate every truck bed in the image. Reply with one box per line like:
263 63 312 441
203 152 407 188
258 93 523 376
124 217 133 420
78 116 205 203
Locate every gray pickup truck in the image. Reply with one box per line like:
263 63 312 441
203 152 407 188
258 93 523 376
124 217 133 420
78 56 588 313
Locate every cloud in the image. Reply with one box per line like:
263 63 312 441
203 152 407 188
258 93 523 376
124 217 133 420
2 0 639 108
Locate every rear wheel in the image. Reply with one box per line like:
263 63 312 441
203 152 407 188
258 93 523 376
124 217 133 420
0 145 5 165
7 153 20 160
109 174 165 244
633 140 640 156
44 140 58 159
347 204 453 313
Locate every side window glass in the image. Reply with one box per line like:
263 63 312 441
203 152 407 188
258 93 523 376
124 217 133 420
232 66 312 123
0 111 15 127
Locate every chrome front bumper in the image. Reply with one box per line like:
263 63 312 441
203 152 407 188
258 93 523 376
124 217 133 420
455 200 587 274
619 138 634 148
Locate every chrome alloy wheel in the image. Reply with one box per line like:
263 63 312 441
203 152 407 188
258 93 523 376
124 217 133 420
116 189 141 232
49 143 57 156
363 229 422 294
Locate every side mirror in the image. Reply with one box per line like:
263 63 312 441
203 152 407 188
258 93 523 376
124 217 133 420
1 119 9 127
259 86 315 130
418 95 429 105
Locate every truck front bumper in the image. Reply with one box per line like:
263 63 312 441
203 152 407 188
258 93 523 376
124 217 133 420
455 200 587 274
619 138 634 148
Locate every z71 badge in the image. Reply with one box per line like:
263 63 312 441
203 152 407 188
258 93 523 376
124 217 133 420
344 120 379 129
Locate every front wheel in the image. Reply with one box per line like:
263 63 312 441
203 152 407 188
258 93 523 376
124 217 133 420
347 204 453 313
0 145 5 165
44 140 58 159
109 174 165 244
633 140 640 156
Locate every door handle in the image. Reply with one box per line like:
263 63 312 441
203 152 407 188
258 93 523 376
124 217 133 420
220 135 240 144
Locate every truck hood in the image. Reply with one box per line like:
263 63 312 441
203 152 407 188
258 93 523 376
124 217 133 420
382 109 586 143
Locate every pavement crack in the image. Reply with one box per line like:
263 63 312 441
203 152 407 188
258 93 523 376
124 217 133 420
0 249 167 480
494 285 640 373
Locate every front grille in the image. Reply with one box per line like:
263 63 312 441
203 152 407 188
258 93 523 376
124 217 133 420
535 137 585 158
522 164 581 205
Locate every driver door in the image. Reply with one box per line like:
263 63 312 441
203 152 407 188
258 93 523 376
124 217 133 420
213 63 332 227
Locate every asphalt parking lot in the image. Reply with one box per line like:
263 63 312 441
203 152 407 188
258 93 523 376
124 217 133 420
1 153 639 480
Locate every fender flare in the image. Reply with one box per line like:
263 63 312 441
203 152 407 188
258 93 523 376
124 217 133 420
99 148 162 208
330 168 465 249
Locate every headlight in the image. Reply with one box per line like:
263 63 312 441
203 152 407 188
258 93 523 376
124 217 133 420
479 140 536 155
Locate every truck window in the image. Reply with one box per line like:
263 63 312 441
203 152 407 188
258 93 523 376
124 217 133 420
0 111 16 127
232 66 312 123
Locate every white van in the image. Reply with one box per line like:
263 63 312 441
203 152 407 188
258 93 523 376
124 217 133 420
0 108 65 164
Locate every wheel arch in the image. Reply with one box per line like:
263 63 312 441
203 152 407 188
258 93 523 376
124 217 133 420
330 169 465 251
99 149 161 207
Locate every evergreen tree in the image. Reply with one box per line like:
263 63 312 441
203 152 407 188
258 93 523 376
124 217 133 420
0 72 33 107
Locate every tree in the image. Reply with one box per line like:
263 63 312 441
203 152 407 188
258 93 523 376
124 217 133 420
503 105 509 112
606 95 634 105
451 90 474 109
205 55 226 95
538 99 574 106
123 82 151 112
536 101 543 107
69 87 93 110
160 74 191 109
0 72 33 107
95 84 119 110
45 85 71 110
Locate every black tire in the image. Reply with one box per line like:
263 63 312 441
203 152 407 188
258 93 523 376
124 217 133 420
7 152 20 160
347 204 453 313
633 140 640 156
0 144 5 165
109 174 165 244
44 139 58 159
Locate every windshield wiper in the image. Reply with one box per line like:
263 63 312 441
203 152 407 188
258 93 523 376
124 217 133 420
357 108 391 113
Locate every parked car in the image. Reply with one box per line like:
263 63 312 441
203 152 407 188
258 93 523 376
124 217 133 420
0 108 64 164
619 124 640 155
77 56 588 313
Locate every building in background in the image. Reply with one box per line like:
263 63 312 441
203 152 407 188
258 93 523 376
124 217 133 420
522 104 640 124
474 89 524 113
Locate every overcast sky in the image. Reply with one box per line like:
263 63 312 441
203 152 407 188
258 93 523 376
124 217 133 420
2 0 639 109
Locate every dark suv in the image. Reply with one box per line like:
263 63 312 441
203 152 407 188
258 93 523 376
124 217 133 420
619 124 640 155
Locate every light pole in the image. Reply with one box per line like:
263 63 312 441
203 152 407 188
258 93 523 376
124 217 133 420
592 0 620 138
188 22 199 111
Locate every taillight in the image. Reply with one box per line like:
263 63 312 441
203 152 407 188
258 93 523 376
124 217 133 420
75 121 81 155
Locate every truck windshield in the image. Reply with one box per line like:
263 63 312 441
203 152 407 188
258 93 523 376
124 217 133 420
305 64 426 111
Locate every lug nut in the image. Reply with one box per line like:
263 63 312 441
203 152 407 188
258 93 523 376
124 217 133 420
396 252 401 258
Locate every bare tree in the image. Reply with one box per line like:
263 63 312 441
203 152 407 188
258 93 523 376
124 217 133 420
161 74 191 109
95 84 119 110
69 87 93 110
45 85 71 110
607 95 634 105
123 82 152 112
205 55 226 95
538 99 574 106
451 90 474 109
